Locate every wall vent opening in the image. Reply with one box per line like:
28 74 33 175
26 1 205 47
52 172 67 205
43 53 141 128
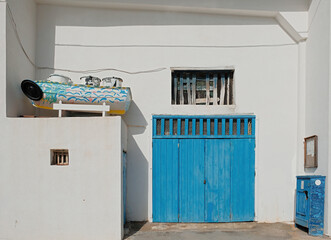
51 149 69 165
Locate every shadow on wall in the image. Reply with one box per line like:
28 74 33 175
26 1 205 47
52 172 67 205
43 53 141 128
123 100 148 220
126 127 149 220
123 101 147 128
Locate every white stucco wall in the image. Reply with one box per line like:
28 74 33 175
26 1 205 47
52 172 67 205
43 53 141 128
34 4 299 224
305 0 331 234
0 117 125 240
6 0 36 117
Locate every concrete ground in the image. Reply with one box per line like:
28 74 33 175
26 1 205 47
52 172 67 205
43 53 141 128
124 222 330 240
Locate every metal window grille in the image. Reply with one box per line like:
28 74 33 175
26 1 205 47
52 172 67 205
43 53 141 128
51 149 69 165
153 115 255 138
171 70 234 105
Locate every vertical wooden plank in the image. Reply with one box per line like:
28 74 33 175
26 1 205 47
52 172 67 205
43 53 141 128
244 118 248 136
153 139 179 222
192 119 196 135
177 118 181 136
222 119 226 136
230 139 255 221
153 118 157 136
185 119 189 136
237 118 241 136
214 119 218 136
229 118 233 136
161 119 165 136
169 118 173 135
179 139 205 222
180 74 184 105
220 74 225 105
187 76 191 104
192 74 196 105
200 119 203 136
206 74 210 105
213 74 218 105
173 75 178 104
205 139 231 222
227 74 230 105
252 118 256 136
207 119 211 136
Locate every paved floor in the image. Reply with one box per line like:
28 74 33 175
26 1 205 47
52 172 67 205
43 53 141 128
124 222 330 240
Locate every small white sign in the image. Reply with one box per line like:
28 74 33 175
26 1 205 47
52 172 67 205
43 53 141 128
301 181 304 189
315 180 321 186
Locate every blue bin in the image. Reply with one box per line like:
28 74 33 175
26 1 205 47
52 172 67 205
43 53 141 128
295 175 325 236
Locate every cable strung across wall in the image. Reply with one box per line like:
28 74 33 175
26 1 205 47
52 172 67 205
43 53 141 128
6 2 296 75
6 3 167 75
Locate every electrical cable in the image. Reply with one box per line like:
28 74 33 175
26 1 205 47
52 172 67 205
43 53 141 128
6 2 297 75
6 3 167 75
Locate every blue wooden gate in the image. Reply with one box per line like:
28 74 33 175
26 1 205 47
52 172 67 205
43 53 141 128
152 115 255 222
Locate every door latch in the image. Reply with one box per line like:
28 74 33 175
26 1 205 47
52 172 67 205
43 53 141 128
204 180 206 184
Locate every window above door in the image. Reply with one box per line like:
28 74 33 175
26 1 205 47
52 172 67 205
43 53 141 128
171 70 234 105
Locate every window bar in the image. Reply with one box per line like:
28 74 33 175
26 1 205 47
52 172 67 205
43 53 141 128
185 119 189 136
220 74 225 105
252 118 256 136
199 119 203 135
161 119 165 136
244 118 248 136
214 119 218 135
192 119 196 135
153 118 157 136
187 76 191 105
206 74 210 105
222 118 226 136
229 119 233 135
177 118 181 135
192 74 196 105
180 74 184 105
213 74 218 105
237 118 241 135
227 74 230 105
169 118 173 135
207 119 211 136
173 75 178 105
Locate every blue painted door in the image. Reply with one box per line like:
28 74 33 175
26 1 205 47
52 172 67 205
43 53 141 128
179 139 205 222
152 116 255 223
230 139 255 221
152 139 179 222
205 139 231 222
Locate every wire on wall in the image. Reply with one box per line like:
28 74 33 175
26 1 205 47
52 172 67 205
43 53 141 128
6 2 297 75
6 3 167 75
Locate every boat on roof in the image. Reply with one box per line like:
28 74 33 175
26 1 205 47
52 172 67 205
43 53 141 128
21 78 132 115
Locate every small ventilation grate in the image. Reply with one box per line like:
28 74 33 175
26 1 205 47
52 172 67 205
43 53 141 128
51 149 69 165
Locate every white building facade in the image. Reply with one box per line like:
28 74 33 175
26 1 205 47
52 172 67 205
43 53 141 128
0 0 330 239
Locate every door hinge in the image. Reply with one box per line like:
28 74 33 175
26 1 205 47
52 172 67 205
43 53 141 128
255 170 256 177
178 143 179 148
178 214 180 219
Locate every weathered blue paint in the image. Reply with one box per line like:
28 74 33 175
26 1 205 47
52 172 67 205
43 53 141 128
179 139 205 222
152 115 256 223
231 139 255 221
205 139 231 222
161 119 165 136
152 139 179 222
295 175 326 236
